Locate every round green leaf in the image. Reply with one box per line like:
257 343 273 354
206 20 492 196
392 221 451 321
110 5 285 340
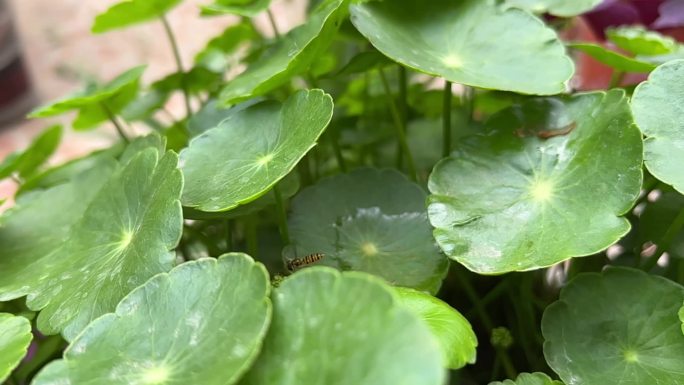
394 287 477 369
568 43 656 73
289 168 448 292
0 148 183 341
181 89 333 212
504 0 601 17
92 0 182 33
29 66 145 130
428 90 643 274
632 60 684 194
490 372 563 385
350 0 573 95
542 267 684 385
201 0 272 17
0 314 32 383
239 268 446 385
219 0 347 104
32 254 271 385
606 26 677 56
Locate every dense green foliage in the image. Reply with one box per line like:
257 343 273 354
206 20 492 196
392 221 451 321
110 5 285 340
2 0 684 384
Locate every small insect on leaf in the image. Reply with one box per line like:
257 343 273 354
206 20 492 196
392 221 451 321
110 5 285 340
286 253 325 272
536 122 576 139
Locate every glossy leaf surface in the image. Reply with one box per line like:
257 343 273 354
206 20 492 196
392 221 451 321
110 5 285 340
32 254 271 385
428 91 642 274
181 89 333 212
350 0 573 95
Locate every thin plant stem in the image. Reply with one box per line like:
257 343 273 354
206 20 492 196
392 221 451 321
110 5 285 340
443 81 453 157
273 184 290 244
246 216 259 257
266 9 281 38
609 70 625 89
396 65 408 168
225 219 233 252
329 130 347 173
161 14 192 117
101 102 129 142
641 207 684 271
454 268 517 379
378 68 417 181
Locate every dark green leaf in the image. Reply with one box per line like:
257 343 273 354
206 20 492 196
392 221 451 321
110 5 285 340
542 268 684 385
489 372 563 385
289 168 448 293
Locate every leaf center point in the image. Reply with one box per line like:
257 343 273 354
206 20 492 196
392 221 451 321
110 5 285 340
623 349 639 363
361 242 379 256
442 54 463 69
530 180 554 202
256 153 275 167
141 364 170 384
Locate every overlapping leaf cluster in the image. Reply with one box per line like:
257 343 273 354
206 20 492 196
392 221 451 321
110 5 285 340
2 0 684 384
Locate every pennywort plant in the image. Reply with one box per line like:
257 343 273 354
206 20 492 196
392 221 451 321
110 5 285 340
1 0 684 384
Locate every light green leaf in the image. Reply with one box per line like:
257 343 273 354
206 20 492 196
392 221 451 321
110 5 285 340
32 254 271 385
92 0 182 33
219 0 347 104
680 302 684 335
490 372 563 385
542 268 684 385
0 147 183 341
201 0 272 17
632 60 684 194
289 168 448 293
181 89 333 212
428 90 643 274
350 0 573 95
568 43 656 73
0 125 62 180
187 98 264 137
239 268 446 385
29 66 145 130
0 313 32 383
504 0 600 17
607 26 677 56
194 21 260 73
394 287 477 369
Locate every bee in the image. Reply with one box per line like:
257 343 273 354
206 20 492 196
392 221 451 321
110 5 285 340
286 253 325 272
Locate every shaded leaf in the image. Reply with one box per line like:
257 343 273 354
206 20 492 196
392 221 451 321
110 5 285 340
181 89 333 212
428 90 642 274
489 372 563 385
631 60 684 194
542 268 684 385
638 192 684 259
0 313 32 383
350 0 573 95
289 168 448 293
335 50 391 76
195 21 260 73
219 0 348 104
32 254 271 385
394 287 477 369
239 268 446 385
